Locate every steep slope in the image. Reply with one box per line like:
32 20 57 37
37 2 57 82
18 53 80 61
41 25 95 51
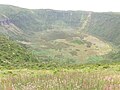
0 5 120 45
0 35 37 68
0 4 120 66
88 12 120 45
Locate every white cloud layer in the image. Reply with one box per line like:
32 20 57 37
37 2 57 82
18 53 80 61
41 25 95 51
0 0 120 12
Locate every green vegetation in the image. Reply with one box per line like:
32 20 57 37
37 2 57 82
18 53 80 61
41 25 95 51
0 64 120 90
0 5 120 45
0 35 38 69
86 56 104 64
0 5 119 69
71 39 84 45
0 4 120 90
0 35 117 70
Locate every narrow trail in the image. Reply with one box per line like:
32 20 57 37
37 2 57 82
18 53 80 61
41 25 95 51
78 12 112 55
80 12 92 31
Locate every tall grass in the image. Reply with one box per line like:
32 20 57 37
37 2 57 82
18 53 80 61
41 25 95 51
0 69 120 90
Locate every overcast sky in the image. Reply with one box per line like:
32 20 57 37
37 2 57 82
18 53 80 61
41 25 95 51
0 0 120 12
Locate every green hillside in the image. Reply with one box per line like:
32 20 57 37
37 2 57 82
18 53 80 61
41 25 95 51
0 35 37 69
88 12 120 45
0 5 120 65
0 5 120 45
0 4 120 90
